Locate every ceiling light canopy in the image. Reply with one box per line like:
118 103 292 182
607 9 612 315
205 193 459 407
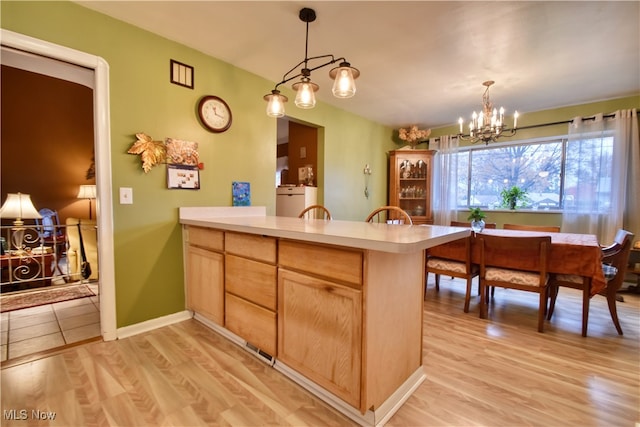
263 7 360 117
458 81 518 145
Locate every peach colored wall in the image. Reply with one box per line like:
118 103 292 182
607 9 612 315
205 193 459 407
1 65 95 225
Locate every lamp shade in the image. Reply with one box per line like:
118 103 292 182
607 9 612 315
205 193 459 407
264 90 288 118
77 184 97 199
0 193 41 224
292 77 318 109
329 62 359 99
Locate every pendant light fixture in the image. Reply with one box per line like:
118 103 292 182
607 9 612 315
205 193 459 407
263 7 360 117
457 81 518 145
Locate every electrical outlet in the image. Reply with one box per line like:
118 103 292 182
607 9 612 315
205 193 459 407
120 187 133 204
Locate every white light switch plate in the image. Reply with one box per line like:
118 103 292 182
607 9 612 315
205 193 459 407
120 187 133 204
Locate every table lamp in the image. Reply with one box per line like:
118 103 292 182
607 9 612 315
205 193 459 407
0 192 42 252
77 184 97 219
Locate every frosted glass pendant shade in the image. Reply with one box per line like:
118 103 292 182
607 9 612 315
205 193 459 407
264 90 288 117
292 78 319 109
329 62 360 98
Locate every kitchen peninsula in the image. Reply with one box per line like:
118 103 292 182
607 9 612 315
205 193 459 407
179 207 468 426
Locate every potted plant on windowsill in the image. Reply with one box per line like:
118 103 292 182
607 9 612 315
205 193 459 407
467 207 487 232
501 186 528 210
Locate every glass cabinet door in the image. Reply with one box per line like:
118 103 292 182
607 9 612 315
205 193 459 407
389 150 435 225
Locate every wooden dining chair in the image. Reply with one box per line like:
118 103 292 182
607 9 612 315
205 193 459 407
298 204 332 220
547 229 634 336
478 234 552 332
426 236 478 312
450 220 497 229
503 223 560 232
424 219 493 312
366 206 412 225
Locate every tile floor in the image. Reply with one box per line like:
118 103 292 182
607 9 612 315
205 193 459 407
0 282 100 362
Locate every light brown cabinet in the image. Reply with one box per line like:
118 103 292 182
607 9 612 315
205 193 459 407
278 269 362 408
185 228 224 325
278 240 363 408
389 149 435 225
183 223 427 419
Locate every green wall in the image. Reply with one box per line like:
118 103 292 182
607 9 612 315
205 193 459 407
1 1 395 327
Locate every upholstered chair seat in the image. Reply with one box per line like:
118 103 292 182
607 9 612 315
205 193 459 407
426 258 467 275
485 268 548 287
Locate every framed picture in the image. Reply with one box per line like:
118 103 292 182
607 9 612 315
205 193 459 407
232 182 251 206
167 164 199 189
170 59 194 89
165 137 199 166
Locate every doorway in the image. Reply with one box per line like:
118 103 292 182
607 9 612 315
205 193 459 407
0 46 101 361
1 29 116 361
276 118 319 187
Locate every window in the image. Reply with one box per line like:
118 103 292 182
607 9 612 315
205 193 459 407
456 135 614 211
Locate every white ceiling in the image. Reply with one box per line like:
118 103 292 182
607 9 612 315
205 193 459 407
75 1 639 130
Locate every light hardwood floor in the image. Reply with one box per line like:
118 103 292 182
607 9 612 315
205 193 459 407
1 277 638 426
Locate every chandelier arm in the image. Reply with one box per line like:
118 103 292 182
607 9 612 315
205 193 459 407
304 55 342 73
273 55 344 90
276 60 308 85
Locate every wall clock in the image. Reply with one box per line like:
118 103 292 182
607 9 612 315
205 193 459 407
197 95 232 133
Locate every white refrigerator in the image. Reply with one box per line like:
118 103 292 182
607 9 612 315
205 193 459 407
276 186 317 217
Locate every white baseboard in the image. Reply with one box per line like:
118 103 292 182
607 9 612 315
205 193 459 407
275 361 425 427
116 310 192 339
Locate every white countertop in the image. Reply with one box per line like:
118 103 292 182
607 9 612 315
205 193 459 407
180 213 469 254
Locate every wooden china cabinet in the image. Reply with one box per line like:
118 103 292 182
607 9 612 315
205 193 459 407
389 149 436 225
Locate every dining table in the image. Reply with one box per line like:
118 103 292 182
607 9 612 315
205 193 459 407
428 228 606 296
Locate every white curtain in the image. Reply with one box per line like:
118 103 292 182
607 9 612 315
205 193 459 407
619 109 640 242
561 109 638 244
430 135 459 225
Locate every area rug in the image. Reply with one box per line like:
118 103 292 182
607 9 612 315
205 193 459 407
0 284 96 313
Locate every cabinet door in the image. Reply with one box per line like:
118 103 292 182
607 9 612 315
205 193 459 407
186 245 224 325
278 269 362 408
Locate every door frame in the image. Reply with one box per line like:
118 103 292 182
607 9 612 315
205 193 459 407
1 29 116 340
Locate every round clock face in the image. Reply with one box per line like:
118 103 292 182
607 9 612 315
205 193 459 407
198 95 232 133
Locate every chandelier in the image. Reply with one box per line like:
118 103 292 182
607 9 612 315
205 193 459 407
263 7 360 117
458 80 518 145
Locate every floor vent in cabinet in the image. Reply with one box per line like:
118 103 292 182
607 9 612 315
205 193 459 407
245 342 275 366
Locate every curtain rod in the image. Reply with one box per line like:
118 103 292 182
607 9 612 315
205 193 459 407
516 111 618 131
430 108 637 142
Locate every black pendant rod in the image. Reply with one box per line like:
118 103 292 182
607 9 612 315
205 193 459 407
300 7 316 74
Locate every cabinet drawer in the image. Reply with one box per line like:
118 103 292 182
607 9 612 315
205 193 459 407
226 254 277 310
187 226 224 251
279 240 363 287
226 293 276 357
226 232 276 264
